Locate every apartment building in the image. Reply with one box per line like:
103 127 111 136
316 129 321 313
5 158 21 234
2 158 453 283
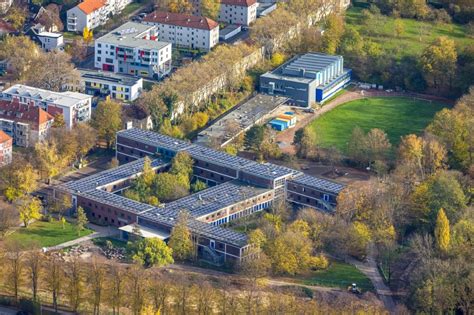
143 11 219 51
218 0 258 26
0 100 54 147
67 0 132 32
95 22 172 79
79 70 143 102
0 130 12 166
56 128 344 265
1 85 92 129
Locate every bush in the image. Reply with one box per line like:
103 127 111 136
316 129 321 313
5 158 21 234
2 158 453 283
309 254 329 270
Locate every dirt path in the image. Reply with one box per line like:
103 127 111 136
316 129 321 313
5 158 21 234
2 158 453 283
276 89 453 155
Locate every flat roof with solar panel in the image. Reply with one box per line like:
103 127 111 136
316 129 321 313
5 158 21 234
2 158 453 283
290 174 345 194
60 157 168 194
60 129 347 251
241 162 301 180
117 128 193 152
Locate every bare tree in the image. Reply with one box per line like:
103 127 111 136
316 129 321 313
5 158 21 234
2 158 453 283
45 254 63 312
0 204 18 238
25 247 42 301
4 240 24 301
107 263 126 315
127 265 147 315
88 257 107 315
65 256 84 313
148 271 170 314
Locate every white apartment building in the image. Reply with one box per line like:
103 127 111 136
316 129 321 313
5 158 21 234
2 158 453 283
67 0 132 32
219 0 258 26
1 85 92 129
95 22 172 80
143 11 219 51
79 70 143 102
36 32 64 51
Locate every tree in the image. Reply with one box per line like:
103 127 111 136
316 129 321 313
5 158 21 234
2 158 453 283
108 263 125 315
191 180 207 193
201 0 220 20
0 36 41 81
294 128 318 158
347 127 368 165
45 254 63 312
34 140 62 183
398 134 425 178
365 128 392 163
0 159 38 202
168 211 194 261
420 37 457 91
170 151 193 181
92 100 122 149
89 258 107 315
244 125 265 152
394 19 405 38
0 204 17 237
37 3 63 31
435 208 450 252
65 257 84 313
164 0 193 13
73 123 97 163
271 53 285 67
66 38 89 63
25 249 43 301
5 6 27 30
83 26 93 43
24 51 80 92
76 206 89 236
52 114 66 128
4 240 24 301
321 14 345 54
130 238 174 267
17 196 42 228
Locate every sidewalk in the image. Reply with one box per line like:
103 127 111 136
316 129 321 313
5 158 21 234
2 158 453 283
347 250 397 313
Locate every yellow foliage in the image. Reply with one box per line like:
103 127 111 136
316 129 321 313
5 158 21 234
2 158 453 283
435 208 450 252
288 219 311 238
271 53 285 67
309 254 329 270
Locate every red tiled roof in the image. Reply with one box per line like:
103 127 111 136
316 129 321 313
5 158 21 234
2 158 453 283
77 0 107 15
0 100 54 130
0 130 12 144
221 0 257 7
143 11 219 30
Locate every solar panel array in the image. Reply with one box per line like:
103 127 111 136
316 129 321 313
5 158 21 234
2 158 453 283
60 158 168 193
290 174 345 194
241 162 301 180
117 128 193 152
186 145 255 169
142 181 270 218
86 189 155 214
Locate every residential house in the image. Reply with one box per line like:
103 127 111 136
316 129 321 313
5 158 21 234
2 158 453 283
143 11 219 51
218 0 258 26
0 130 12 166
1 84 92 129
95 22 172 80
0 100 54 147
26 24 64 51
122 104 153 130
67 0 133 32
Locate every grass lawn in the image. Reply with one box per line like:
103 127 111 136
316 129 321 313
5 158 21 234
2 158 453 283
92 236 127 249
6 220 93 248
346 7 472 57
291 260 374 291
309 97 447 152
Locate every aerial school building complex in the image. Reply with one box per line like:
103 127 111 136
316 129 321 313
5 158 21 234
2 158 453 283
260 53 352 106
56 128 344 264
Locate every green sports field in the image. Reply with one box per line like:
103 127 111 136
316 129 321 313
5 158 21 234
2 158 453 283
309 97 447 153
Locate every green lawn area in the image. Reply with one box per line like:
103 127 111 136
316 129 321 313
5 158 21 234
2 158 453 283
6 220 93 248
309 97 447 152
346 7 471 57
291 260 374 291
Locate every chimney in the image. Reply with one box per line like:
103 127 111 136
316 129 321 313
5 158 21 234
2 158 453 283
299 68 305 77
